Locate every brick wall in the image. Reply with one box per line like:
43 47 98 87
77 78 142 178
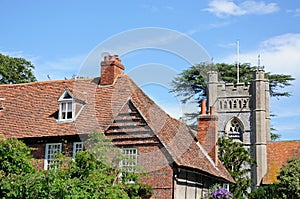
197 105 218 166
100 55 124 85
137 145 174 199
22 135 82 170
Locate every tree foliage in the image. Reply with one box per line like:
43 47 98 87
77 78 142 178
248 184 278 199
218 138 256 198
0 133 153 199
249 158 300 199
0 53 36 84
171 63 295 105
171 62 295 139
276 158 300 199
0 136 34 176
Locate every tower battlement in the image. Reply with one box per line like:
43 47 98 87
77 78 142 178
206 69 270 188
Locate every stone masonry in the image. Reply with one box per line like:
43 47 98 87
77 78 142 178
207 69 271 188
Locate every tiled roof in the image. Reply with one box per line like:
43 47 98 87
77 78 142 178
0 75 234 183
262 140 300 184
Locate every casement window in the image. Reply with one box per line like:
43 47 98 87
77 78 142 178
120 148 138 172
58 90 75 121
44 143 62 170
223 183 230 191
72 142 84 160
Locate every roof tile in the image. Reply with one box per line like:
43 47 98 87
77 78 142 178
0 75 234 183
262 141 300 184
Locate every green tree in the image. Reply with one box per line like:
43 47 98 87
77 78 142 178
171 63 294 103
171 62 295 140
249 158 300 199
248 184 278 199
276 158 300 199
218 138 256 198
0 136 34 176
0 53 36 84
0 132 153 199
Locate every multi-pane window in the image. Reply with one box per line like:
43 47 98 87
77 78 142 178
44 143 62 170
120 148 137 172
72 142 84 160
61 102 73 120
58 90 74 121
223 183 230 191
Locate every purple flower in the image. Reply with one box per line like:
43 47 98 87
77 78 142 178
206 186 234 199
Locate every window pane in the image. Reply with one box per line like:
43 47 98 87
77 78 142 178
67 102 72 112
67 111 72 119
120 148 137 172
62 103 66 111
60 102 74 120
45 143 62 170
73 142 84 159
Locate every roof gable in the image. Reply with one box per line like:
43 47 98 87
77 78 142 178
0 75 234 183
105 99 155 140
58 89 73 101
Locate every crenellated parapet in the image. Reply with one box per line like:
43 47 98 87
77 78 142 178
206 68 270 189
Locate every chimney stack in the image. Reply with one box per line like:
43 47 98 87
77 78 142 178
197 99 218 166
100 55 125 85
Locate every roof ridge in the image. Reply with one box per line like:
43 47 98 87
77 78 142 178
0 78 94 87
268 140 300 143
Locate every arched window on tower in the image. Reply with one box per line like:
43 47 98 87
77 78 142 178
225 117 244 142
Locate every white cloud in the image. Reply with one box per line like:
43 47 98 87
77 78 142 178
0 50 86 81
286 8 300 17
203 0 279 17
187 21 231 35
35 54 86 81
0 50 39 63
219 33 300 140
221 33 300 76
140 4 174 12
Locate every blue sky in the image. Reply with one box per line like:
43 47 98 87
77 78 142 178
0 0 300 140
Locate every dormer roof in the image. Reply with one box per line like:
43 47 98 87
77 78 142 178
0 75 234 183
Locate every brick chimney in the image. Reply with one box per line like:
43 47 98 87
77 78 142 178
197 99 218 166
100 55 125 85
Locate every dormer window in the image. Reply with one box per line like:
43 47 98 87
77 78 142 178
58 90 75 121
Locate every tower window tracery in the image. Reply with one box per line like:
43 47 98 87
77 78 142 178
226 118 243 141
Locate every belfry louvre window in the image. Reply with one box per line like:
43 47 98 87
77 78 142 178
120 148 137 172
58 90 75 121
44 143 62 170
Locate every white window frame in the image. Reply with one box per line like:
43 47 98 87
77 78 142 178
59 100 74 121
44 143 62 170
72 142 84 160
120 148 138 172
223 183 230 191
58 90 75 122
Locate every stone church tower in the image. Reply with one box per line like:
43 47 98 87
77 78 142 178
206 69 271 187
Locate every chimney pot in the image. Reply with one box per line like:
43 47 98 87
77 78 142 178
210 106 215 115
201 99 206 115
197 105 218 166
100 55 124 85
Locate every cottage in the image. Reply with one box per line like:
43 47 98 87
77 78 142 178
0 55 234 198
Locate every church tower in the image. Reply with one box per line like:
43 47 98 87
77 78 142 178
207 69 270 187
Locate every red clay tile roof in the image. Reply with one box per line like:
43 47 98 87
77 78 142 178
262 140 300 184
0 75 234 183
